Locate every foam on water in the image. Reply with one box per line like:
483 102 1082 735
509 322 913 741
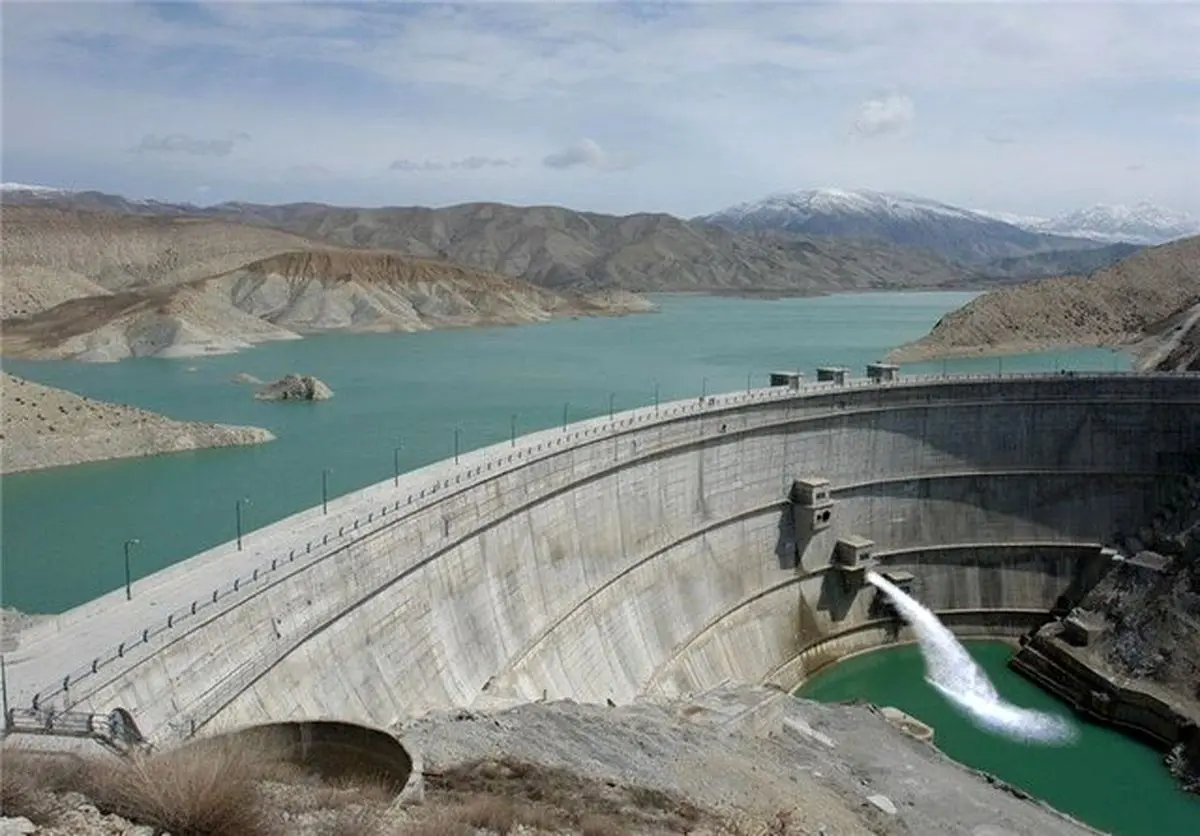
865 570 1077 745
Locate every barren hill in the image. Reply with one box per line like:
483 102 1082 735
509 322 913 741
3 191 981 294
0 206 319 319
1 209 653 362
217 249 651 333
0 372 274 474
888 235 1200 363
203 200 975 294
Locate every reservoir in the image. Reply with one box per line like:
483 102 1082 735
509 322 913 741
798 641 1200 835
1 290 1126 614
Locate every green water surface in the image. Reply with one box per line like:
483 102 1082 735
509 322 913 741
1 292 1128 612
798 641 1200 835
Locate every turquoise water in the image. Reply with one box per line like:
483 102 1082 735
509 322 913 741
0 292 1128 613
798 642 1200 835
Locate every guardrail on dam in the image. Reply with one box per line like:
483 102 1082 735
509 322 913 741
5 371 1200 748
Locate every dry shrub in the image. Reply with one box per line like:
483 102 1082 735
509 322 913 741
429 759 709 834
517 802 560 831
0 762 52 825
580 813 630 836
319 804 387 836
456 794 518 833
0 748 99 826
398 810 475 836
86 740 277 836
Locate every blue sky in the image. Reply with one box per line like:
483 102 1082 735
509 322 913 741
3 0 1198 218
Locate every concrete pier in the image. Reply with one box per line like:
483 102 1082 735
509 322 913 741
5 372 1200 746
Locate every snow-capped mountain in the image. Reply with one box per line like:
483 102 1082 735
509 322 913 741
1023 203 1200 246
697 188 1103 267
2 182 201 216
1 182 71 196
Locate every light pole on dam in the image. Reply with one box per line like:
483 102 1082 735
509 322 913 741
123 538 139 601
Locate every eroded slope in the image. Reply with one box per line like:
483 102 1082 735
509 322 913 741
887 235 1200 362
1 210 654 362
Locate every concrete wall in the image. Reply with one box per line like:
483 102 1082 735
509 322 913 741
56 374 1200 743
178 719 415 793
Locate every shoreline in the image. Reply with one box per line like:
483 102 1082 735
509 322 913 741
0 372 277 476
0 294 658 365
886 337 1133 365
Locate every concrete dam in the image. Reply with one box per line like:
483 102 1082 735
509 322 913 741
7 371 1200 749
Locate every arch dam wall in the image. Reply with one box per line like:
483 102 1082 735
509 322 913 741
18 373 1200 745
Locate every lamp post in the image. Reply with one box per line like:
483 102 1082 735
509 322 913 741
701 377 708 400
322 469 331 515
235 499 250 552
654 381 659 415
393 444 403 487
562 402 569 432
746 372 752 394
454 426 460 464
510 413 517 447
123 538 140 600
608 392 615 420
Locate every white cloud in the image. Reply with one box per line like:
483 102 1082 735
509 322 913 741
131 132 250 157
543 139 635 173
1 1 1198 217
849 93 915 139
391 156 520 173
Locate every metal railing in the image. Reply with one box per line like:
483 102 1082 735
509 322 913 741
20 370 1200 722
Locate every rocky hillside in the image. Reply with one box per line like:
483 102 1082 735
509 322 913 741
218 249 651 332
0 206 319 319
0 209 653 362
978 241 1143 282
1137 301 1200 371
0 373 275 474
3 188 981 293
221 201 976 294
0 683 1100 835
888 235 1200 362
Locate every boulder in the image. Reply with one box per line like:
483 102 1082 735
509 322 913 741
254 374 333 402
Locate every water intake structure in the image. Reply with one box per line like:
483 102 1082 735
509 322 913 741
865 570 1078 746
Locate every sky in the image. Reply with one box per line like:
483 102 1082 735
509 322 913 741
3 0 1199 219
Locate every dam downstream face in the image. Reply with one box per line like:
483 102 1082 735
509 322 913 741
13 372 1199 755
798 642 1200 836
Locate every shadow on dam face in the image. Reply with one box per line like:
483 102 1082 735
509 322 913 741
174 720 414 796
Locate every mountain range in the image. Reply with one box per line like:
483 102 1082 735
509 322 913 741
697 188 1200 265
6 183 1185 289
1 184 978 295
981 203 1200 246
3 183 1198 371
0 205 653 362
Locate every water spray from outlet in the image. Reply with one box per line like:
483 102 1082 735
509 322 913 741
865 570 1077 745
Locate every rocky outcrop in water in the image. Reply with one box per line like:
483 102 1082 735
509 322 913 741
254 374 333 402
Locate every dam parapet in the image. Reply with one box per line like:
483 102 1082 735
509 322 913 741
4 370 1200 750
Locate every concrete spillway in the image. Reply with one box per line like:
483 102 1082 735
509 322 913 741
7 372 1200 746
